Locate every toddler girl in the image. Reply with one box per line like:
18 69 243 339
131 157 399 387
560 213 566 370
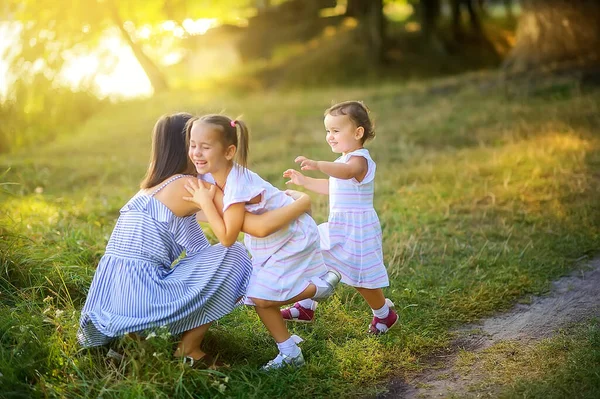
281 101 397 335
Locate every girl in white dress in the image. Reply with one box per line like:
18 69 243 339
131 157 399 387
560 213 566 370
183 114 341 370
281 101 397 335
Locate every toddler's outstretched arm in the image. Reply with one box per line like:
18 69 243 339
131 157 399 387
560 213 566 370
294 155 368 182
283 169 329 194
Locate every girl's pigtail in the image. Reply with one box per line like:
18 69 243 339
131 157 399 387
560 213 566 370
234 119 250 169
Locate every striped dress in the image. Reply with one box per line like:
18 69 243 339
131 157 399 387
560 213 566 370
201 165 330 303
77 174 252 347
318 148 389 288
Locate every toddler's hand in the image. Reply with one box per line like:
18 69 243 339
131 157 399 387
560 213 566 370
183 179 216 208
283 168 307 186
294 156 319 171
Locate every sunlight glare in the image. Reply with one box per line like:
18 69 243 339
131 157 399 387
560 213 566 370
61 35 152 99
1 19 219 100
182 18 218 35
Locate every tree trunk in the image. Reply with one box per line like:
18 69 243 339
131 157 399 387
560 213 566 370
256 0 271 10
504 0 514 20
451 0 482 40
346 0 386 64
465 0 482 33
107 1 169 93
365 0 385 63
420 0 445 53
503 0 600 71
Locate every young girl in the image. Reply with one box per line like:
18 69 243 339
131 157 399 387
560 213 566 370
183 114 341 370
281 101 397 335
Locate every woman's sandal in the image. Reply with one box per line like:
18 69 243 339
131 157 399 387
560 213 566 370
182 353 225 369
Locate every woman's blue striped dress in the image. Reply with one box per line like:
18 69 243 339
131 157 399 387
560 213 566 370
77 175 252 347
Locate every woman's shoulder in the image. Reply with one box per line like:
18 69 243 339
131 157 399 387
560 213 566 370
142 174 190 194
149 174 199 217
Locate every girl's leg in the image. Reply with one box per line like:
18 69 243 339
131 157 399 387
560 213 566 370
252 285 316 308
174 322 212 360
251 300 305 370
355 287 386 310
253 304 291 342
284 287 386 321
255 268 342 309
356 287 398 335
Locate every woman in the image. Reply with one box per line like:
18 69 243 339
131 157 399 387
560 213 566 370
77 112 312 366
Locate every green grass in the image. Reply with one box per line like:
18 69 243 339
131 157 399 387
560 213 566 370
1 74 599 398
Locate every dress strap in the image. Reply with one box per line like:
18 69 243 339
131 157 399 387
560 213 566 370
149 174 187 197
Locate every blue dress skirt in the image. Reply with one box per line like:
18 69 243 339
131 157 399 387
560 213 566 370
77 176 252 347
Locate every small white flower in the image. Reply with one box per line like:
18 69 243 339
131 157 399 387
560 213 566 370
218 384 226 394
145 332 157 340
55 309 64 317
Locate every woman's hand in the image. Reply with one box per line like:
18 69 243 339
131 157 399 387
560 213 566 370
283 169 307 186
294 156 319 171
183 179 216 209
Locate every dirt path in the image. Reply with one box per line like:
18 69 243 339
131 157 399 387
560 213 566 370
382 257 600 398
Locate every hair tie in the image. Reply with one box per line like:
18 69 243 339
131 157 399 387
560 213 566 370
230 120 237 127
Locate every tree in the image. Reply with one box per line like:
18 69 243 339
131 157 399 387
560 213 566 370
503 0 600 71
450 0 482 40
419 0 445 53
3 0 255 94
346 0 386 64
4 0 168 93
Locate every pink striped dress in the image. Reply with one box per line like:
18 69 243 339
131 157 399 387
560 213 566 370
201 165 329 303
318 148 389 288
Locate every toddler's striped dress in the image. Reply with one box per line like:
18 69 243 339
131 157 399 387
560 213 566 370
77 174 252 347
318 148 389 288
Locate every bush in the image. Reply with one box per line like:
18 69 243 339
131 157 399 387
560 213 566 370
0 75 105 154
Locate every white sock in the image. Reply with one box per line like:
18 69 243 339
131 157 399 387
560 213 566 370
298 299 316 310
276 335 302 359
372 303 390 319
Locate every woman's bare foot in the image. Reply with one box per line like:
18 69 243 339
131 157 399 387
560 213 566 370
174 346 206 361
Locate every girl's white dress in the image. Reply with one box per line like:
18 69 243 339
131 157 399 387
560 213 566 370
200 165 330 303
319 148 389 288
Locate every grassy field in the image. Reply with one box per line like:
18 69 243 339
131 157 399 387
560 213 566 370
1 73 599 398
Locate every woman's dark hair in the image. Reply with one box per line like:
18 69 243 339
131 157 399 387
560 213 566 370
185 114 250 169
140 112 194 189
325 101 375 144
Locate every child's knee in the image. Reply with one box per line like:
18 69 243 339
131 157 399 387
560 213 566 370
250 297 272 308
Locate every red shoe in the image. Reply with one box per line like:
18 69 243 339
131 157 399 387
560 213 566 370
281 302 315 323
367 308 398 335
